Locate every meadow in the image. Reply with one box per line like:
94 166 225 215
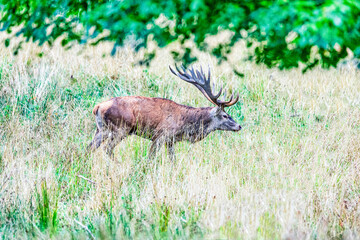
0 38 360 239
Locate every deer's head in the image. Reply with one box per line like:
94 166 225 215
169 65 241 132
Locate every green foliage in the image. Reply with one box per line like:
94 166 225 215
36 181 58 233
1 0 359 70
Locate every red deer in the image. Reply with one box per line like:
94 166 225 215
88 65 241 161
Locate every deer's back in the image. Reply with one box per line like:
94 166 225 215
94 96 200 134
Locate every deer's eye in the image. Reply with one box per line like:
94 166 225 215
223 114 228 119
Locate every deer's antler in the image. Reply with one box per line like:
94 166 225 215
169 64 239 109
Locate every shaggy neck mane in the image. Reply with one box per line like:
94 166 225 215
179 107 214 141
183 107 212 123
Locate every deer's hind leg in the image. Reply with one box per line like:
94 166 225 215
87 129 109 152
105 132 126 159
104 126 131 159
87 109 111 152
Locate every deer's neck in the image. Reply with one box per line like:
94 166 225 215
181 107 215 142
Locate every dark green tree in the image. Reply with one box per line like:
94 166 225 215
1 0 359 71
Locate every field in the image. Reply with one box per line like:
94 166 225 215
1 38 360 239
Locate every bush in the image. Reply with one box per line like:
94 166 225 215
1 0 359 70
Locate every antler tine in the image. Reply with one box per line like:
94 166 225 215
181 64 186 73
169 65 176 75
200 66 207 84
214 86 222 99
188 66 196 80
224 94 234 104
172 64 183 77
222 88 227 100
170 65 183 80
196 69 204 83
172 64 192 83
193 68 200 82
176 64 189 81
224 93 240 107
180 65 192 80
207 66 211 83
175 64 183 75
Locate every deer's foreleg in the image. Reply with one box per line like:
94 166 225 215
148 139 164 160
166 141 175 162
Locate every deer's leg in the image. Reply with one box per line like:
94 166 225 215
166 141 175 162
105 131 127 160
87 129 109 152
149 139 163 160
87 110 109 152
87 129 99 151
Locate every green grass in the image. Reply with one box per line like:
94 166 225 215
1 40 360 239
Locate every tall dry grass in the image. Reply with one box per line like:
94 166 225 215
0 37 360 239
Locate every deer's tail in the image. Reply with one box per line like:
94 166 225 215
92 104 100 115
92 104 105 130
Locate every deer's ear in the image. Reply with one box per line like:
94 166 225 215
210 107 222 116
